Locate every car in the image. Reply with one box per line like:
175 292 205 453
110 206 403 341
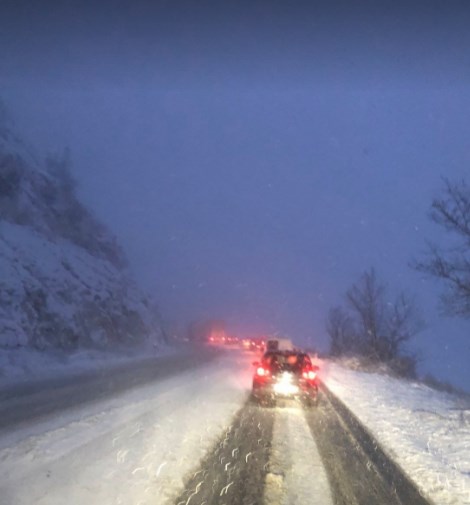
251 350 319 407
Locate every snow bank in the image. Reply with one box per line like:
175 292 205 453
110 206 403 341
323 361 470 505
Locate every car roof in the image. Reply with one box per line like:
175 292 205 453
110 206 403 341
263 350 307 357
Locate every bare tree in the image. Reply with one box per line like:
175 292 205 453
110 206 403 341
328 268 422 365
326 306 355 356
386 292 422 359
346 268 386 359
413 178 470 317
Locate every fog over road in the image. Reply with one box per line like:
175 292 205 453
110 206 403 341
0 348 430 505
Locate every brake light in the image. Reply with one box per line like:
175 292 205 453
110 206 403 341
257 367 268 376
302 370 317 380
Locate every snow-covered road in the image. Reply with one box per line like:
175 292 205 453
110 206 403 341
2 349 459 505
0 351 251 505
0 349 357 505
0 347 218 433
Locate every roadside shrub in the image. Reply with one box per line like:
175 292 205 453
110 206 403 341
422 374 459 395
388 355 417 379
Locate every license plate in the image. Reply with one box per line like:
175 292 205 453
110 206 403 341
273 372 299 395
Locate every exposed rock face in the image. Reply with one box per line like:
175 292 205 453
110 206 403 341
0 119 164 350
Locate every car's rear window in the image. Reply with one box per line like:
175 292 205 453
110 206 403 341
263 352 309 371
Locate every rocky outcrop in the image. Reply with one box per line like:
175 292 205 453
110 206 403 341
0 118 164 350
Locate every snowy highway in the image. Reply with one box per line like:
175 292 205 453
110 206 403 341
0 348 433 505
0 347 220 432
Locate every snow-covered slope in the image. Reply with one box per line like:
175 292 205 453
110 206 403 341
322 360 470 505
0 120 165 351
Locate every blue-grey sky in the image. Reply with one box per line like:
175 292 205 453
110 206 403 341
1 0 469 388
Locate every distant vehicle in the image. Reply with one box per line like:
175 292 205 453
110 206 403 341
240 338 265 352
251 350 319 407
241 338 251 349
266 338 294 352
225 335 239 345
250 338 266 352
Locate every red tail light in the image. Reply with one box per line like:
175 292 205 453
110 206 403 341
302 370 317 380
257 367 268 376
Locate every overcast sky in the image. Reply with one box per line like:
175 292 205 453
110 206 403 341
1 0 469 388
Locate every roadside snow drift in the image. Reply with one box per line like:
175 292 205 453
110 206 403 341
323 361 470 505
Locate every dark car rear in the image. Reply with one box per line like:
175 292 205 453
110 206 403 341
252 350 319 407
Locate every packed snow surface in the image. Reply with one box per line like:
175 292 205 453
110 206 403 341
2 349 469 505
0 352 252 505
322 360 470 505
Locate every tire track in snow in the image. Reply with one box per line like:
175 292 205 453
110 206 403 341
175 400 274 505
176 398 334 505
305 385 433 505
176 371 433 505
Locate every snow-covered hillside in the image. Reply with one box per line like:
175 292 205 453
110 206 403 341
0 119 165 352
